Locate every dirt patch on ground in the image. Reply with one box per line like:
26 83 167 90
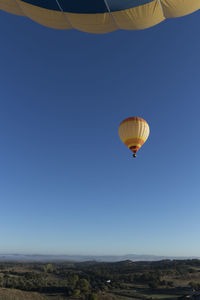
0 288 48 300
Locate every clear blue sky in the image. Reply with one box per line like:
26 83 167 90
0 9 200 257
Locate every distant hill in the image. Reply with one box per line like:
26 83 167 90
0 254 198 262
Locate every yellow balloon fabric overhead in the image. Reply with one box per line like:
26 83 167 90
0 0 199 33
119 117 150 157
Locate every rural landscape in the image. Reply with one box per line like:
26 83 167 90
0 259 200 299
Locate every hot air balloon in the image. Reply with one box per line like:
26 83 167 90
119 117 150 157
1 0 199 33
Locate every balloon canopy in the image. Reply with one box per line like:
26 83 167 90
119 117 150 157
1 0 199 33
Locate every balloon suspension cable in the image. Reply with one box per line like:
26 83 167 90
103 0 120 30
55 0 73 28
133 154 137 158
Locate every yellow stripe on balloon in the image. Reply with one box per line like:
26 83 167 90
113 0 165 30
161 0 200 18
17 0 71 29
15 0 117 33
0 0 24 16
123 136 146 143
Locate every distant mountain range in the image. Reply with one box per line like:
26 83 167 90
0 254 198 262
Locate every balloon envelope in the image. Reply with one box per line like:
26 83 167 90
119 117 150 156
0 0 199 33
